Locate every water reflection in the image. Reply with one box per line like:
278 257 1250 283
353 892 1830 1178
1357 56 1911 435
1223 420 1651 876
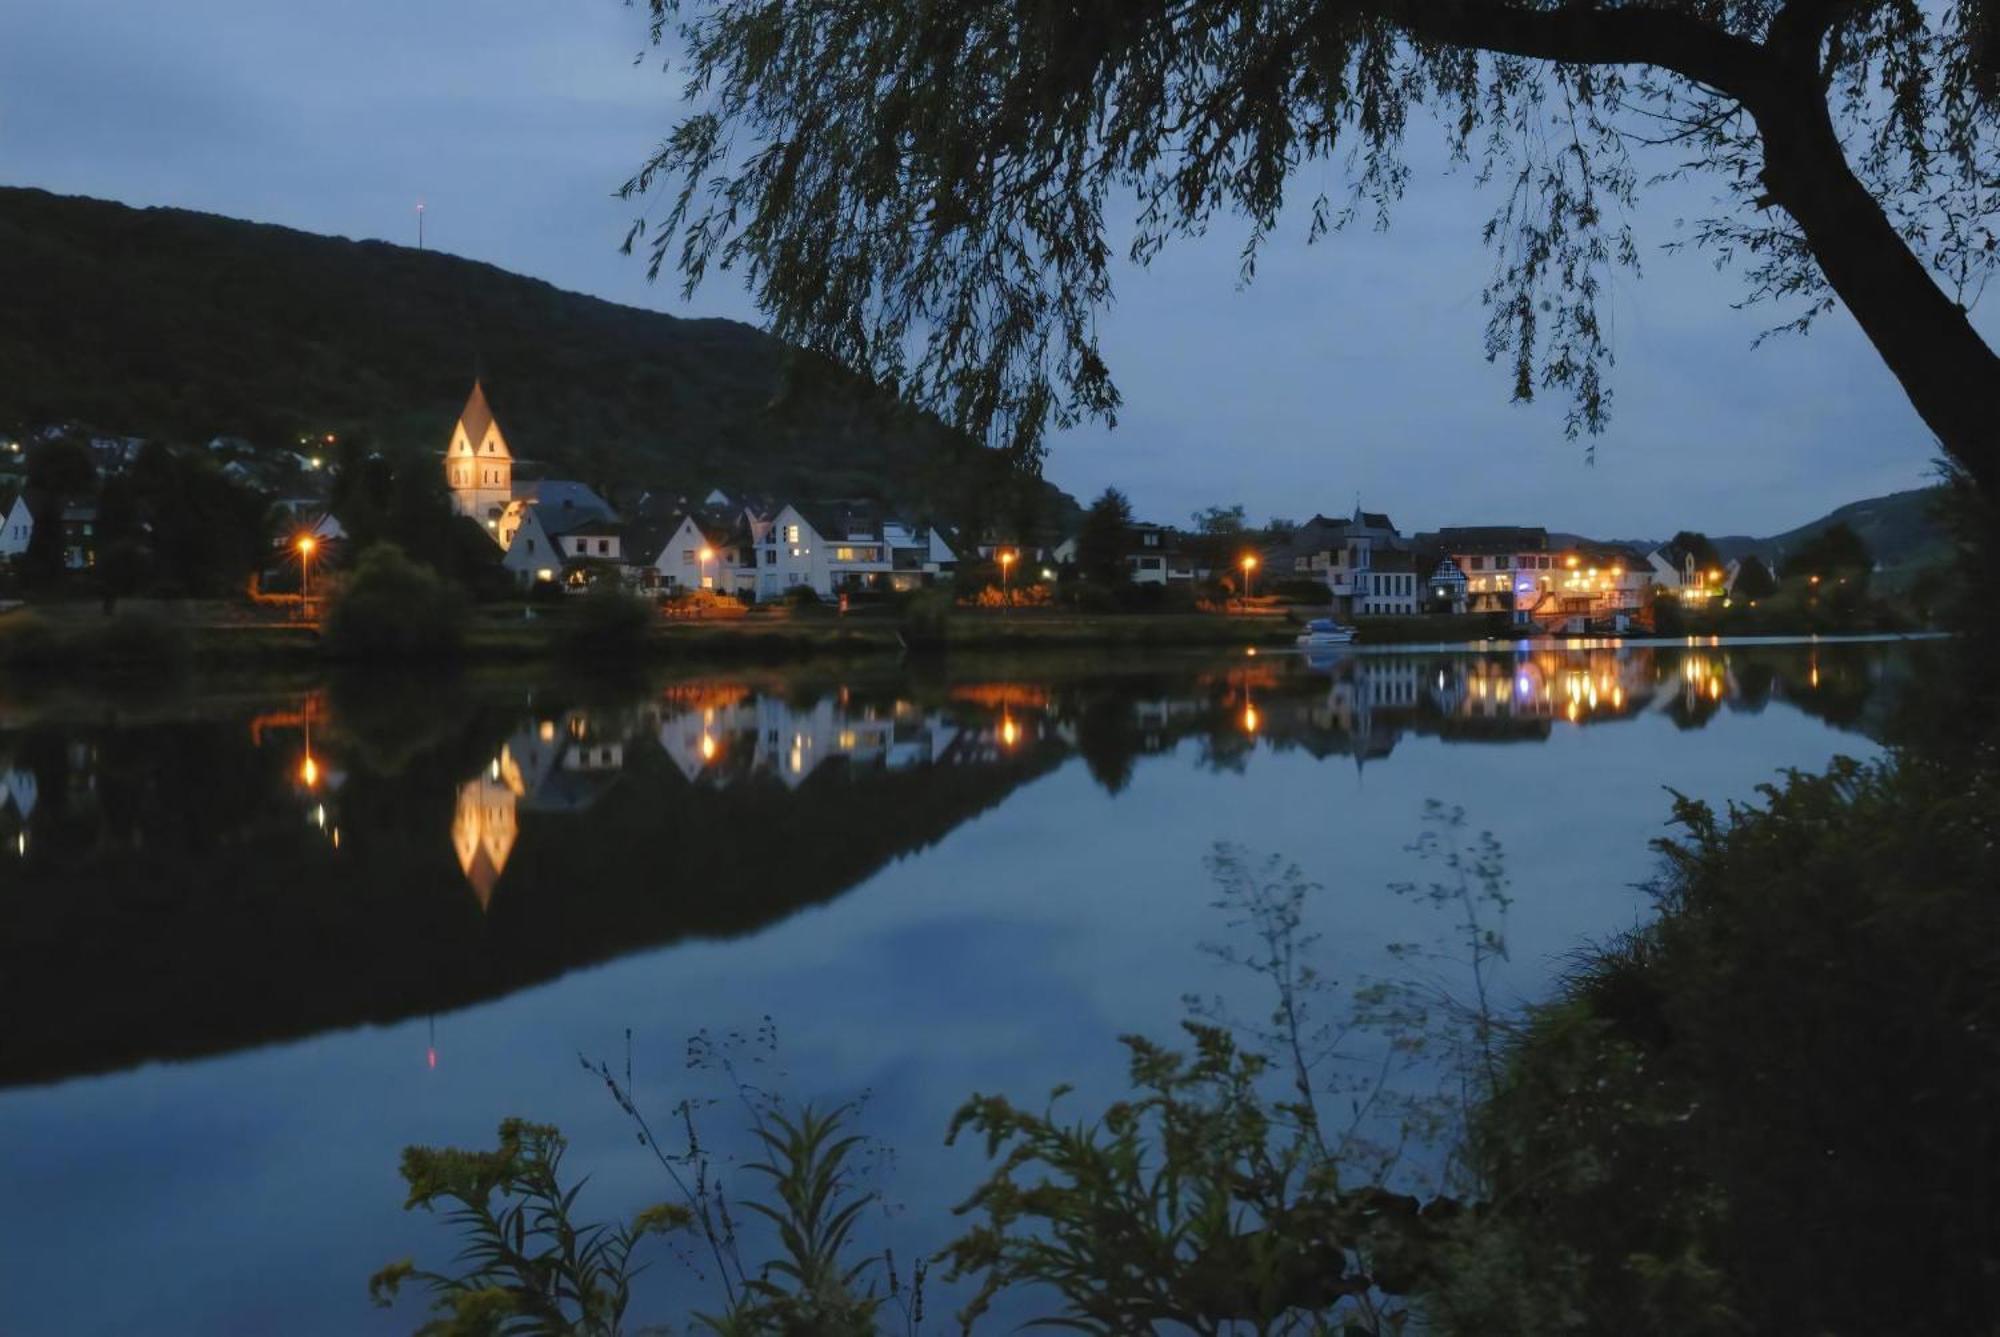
0 640 1918 1089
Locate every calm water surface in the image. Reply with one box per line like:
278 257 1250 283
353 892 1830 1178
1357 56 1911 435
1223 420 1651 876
0 639 1926 1333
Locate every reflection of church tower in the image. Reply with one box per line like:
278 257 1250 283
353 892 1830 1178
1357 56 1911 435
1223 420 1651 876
451 773 518 911
445 380 514 531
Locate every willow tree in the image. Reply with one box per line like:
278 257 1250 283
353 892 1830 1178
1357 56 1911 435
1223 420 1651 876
621 0 2000 494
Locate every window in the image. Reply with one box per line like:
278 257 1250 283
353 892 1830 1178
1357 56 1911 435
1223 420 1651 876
763 549 775 566
526 538 535 553
1144 532 1160 547
598 539 610 555
684 548 696 563
785 524 801 543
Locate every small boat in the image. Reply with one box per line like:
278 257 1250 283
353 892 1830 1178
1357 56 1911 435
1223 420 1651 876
1295 618 1357 648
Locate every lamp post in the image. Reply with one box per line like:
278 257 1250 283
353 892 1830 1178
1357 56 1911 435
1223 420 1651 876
998 549 1017 610
296 534 317 616
1239 553 1259 611
698 544 715 591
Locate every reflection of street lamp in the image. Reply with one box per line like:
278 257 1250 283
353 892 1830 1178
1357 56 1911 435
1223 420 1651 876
998 550 1017 608
296 534 317 610
1239 553 1259 610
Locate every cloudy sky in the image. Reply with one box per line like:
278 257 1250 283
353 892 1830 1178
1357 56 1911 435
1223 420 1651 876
2 0 1985 538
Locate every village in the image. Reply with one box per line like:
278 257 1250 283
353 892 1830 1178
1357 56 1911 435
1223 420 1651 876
0 380 1838 646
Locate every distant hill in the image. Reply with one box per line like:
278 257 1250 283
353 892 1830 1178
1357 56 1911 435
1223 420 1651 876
1709 488 1950 577
0 186 1075 528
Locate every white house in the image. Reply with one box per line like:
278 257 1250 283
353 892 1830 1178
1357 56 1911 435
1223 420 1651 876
1646 544 1735 605
1355 549 1419 616
651 514 737 592
501 499 623 589
745 503 954 601
0 493 33 561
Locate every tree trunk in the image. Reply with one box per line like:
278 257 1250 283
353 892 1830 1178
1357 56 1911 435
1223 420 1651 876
1751 69 2000 497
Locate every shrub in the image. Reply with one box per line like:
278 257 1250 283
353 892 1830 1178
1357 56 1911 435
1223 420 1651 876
898 586 953 644
1443 756 2000 1335
321 543 467 660
1059 580 1119 613
566 584 654 656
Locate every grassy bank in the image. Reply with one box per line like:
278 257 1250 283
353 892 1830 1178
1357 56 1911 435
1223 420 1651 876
0 599 1302 673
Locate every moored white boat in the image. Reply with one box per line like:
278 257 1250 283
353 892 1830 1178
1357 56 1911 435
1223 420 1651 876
1295 617 1356 647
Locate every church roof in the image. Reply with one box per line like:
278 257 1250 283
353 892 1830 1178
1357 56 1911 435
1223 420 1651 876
457 380 499 448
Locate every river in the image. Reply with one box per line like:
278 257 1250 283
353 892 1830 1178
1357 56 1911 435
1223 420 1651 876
0 637 1925 1333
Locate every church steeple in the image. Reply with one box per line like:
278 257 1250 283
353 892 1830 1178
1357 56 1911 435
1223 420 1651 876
446 379 513 530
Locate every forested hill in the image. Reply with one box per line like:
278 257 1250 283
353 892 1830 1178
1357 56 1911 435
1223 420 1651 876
0 186 1075 526
1712 487 1950 576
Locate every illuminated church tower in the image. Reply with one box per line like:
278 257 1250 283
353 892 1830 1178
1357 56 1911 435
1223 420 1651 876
445 380 513 531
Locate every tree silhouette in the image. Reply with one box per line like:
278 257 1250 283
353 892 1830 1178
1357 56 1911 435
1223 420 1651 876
626 1 2000 494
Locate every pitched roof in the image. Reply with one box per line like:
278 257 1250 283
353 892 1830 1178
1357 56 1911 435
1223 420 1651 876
1434 525 1549 554
1370 549 1417 573
458 380 497 446
515 479 613 518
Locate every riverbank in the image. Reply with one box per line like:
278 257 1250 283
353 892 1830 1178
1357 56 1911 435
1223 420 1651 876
0 599 1307 672
0 597 1942 674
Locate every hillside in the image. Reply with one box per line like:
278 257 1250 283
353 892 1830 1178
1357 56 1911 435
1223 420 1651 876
0 186 1074 528
1711 487 1950 576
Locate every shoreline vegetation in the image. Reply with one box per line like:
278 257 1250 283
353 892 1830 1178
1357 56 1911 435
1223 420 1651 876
0 595 1940 675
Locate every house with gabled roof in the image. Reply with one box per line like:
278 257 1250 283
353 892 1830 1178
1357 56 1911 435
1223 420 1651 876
0 489 32 562
745 501 954 601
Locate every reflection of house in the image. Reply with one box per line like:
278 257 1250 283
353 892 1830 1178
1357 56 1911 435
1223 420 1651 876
659 694 962 786
451 774 518 912
451 712 632 905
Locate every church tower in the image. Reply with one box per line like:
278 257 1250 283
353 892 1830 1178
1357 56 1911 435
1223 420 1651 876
445 380 513 531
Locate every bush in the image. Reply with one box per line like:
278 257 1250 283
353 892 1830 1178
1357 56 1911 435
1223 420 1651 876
321 543 467 660
1443 756 2000 1335
566 585 654 656
1058 580 1119 613
1273 577 1332 603
898 586 953 644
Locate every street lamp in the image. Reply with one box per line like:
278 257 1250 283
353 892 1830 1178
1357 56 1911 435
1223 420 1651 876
296 534 317 612
998 550 1017 608
1239 553 1259 610
698 545 715 592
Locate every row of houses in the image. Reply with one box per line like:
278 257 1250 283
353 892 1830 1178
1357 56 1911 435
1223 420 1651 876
444 382 962 600
1276 509 1741 632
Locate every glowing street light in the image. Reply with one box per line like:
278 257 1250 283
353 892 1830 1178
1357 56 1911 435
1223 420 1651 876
1239 553 1259 610
998 550 1017 609
698 544 715 592
296 533 318 610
